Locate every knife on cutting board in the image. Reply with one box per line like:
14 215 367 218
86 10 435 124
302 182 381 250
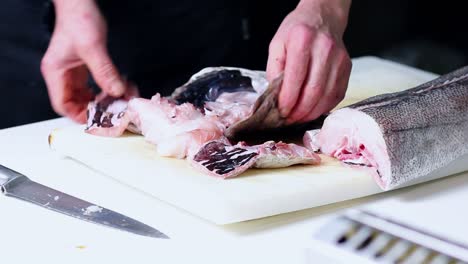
0 164 168 239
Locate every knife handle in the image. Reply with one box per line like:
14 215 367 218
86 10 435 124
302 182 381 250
0 164 24 187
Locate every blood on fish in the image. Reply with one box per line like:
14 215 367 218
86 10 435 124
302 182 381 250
341 149 351 155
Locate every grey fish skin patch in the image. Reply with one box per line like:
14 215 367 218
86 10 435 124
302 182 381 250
171 69 256 109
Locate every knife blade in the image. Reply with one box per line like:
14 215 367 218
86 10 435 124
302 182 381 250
0 164 168 239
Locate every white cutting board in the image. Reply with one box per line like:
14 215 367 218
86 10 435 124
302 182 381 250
49 56 440 225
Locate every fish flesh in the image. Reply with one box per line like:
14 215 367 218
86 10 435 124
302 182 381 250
191 140 320 178
127 95 225 158
86 68 267 158
85 67 321 175
304 66 468 190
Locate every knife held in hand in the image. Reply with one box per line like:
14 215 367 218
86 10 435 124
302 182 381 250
0 164 168 239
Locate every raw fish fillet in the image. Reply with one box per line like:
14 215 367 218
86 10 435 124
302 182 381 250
127 95 224 158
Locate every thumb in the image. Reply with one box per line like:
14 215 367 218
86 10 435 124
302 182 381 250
81 45 126 97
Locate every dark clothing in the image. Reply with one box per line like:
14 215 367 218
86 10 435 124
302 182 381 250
0 0 293 128
97 0 296 97
99 0 252 97
5 1 465 129
0 0 55 128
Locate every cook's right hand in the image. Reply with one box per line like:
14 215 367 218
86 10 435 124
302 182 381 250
41 0 127 123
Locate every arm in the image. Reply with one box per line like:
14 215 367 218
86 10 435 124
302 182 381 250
41 0 127 123
267 0 352 124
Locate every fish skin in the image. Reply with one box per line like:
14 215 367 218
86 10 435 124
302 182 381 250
191 140 320 178
358 66 468 189
224 74 325 142
313 66 468 190
224 74 287 140
171 69 256 109
191 140 260 178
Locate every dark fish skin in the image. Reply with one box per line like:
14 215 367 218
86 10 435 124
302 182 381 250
224 74 324 142
224 74 286 140
87 96 123 129
171 69 256 109
192 141 259 178
172 69 324 143
349 66 468 188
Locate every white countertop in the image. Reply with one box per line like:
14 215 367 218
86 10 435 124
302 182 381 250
1 118 467 263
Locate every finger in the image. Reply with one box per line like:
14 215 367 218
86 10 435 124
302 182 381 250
327 60 351 112
123 80 140 99
44 71 92 123
278 25 313 117
57 66 94 123
266 38 286 81
300 52 351 122
287 36 334 123
41 50 93 123
80 45 126 97
63 101 89 123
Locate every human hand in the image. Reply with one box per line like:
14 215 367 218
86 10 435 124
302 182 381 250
41 0 127 123
267 0 352 124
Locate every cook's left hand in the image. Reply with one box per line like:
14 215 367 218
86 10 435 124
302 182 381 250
267 0 352 124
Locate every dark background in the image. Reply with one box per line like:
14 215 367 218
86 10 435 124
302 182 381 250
1 0 467 129
249 0 468 74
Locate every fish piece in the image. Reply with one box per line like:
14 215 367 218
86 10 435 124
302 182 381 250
85 67 266 158
254 141 321 168
86 96 130 137
222 73 325 142
191 140 320 178
84 66 322 179
304 66 468 190
86 68 297 142
171 69 259 109
224 74 287 140
85 86 139 137
203 92 257 128
303 129 321 153
128 95 224 158
191 140 260 178
171 67 269 129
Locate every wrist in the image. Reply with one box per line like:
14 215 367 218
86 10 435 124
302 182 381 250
296 0 351 37
52 0 95 15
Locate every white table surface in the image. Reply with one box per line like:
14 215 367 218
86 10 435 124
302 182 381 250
1 118 467 263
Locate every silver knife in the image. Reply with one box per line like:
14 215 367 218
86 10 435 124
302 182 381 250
0 164 168 239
